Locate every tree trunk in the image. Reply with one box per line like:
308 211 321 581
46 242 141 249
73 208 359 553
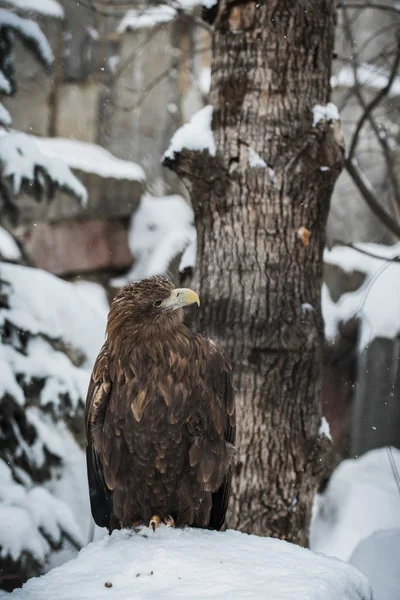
165 0 343 545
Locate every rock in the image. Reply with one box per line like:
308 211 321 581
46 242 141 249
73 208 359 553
14 219 133 275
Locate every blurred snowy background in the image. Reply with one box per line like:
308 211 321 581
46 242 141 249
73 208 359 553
0 0 399 598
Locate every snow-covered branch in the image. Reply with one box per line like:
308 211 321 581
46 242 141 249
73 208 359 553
0 132 87 223
0 263 108 585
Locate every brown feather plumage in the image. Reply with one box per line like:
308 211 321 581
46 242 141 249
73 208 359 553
85 276 236 532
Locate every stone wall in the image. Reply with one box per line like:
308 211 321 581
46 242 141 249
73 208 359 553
2 0 208 277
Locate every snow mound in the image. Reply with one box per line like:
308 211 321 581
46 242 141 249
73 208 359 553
36 137 145 182
310 447 400 561
164 105 216 160
322 243 400 351
349 528 400 600
8 527 372 600
113 193 196 284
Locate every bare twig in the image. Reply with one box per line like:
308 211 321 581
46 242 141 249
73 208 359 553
111 59 180 111
340 8 400 233
345 157 400 239
348 33 400 161
338 1 400 13
112 20 173 82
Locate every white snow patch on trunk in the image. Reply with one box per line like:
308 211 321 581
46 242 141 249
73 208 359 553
312 103 340 127
301 302 314 313
164 105 216 160
248 147 267 168
319 416 332 440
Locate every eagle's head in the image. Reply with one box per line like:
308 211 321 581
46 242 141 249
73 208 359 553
107 276 200 341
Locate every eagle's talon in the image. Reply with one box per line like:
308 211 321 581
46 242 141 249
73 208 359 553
164 515 175 528
149 515 161 532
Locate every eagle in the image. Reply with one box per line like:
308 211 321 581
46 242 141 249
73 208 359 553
85 276 235 533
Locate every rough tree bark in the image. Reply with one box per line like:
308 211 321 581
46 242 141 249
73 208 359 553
165 0 343 545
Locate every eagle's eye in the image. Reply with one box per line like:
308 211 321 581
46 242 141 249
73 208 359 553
153 299 163 307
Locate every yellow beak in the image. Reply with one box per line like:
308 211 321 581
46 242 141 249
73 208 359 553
164 288 200 310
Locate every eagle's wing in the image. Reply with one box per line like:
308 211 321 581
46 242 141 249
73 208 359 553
85 344 113 531
207 348 236 531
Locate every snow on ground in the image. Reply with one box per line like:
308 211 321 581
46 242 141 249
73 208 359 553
331 63 400 97
1 263 106 365
0 131 87 204
163 105 216 160
0 226 21 260
310 447 400 562
1 0 63 18
36 137 145 182
7 527 372 600
349 528 400 600
322 243 400 351
113 193 196 284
